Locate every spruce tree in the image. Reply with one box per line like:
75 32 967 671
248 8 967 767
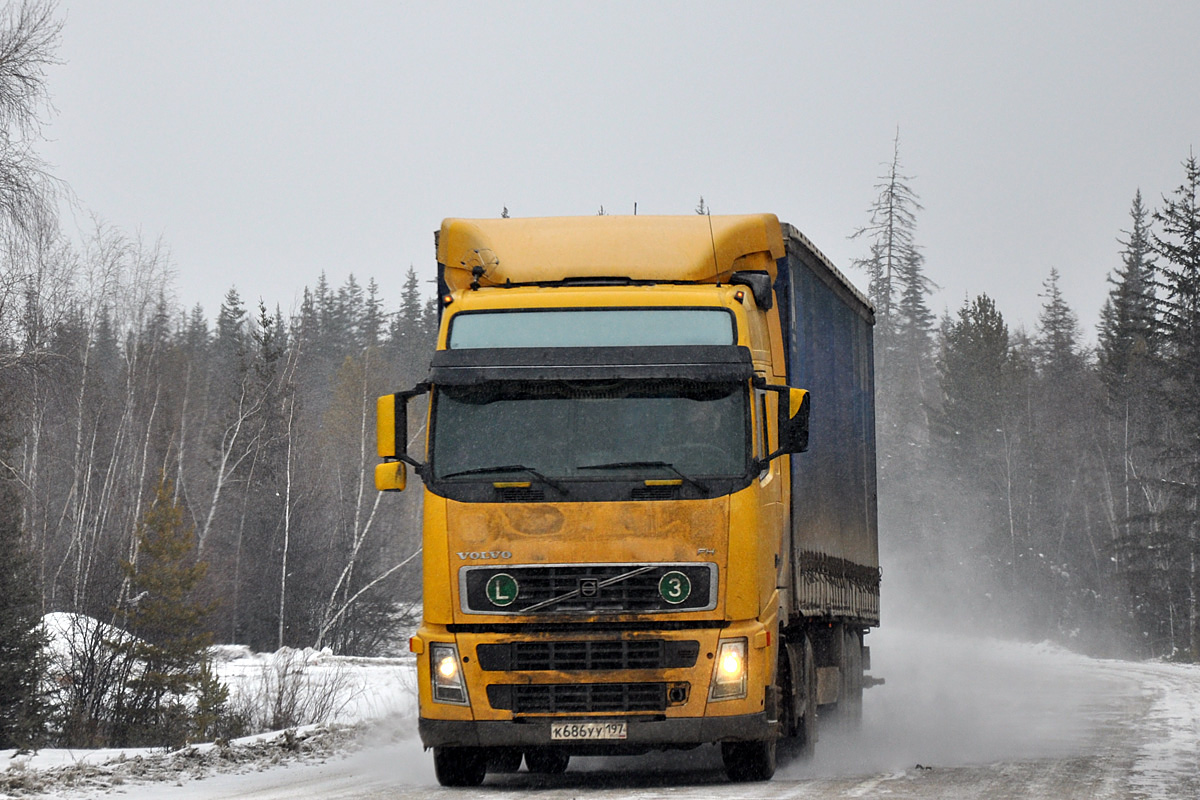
1099 190 1158 398
398 267 423 339
1150 152 1200 660
238 301 298 652
1034 269 1085 377
1098 192 1163 650
215 287 247 358
387 266 430 386
851 132 936 465
112 477 219 747
421 294 440 343
185 303 210 352
935 296 1009 471
363 278 384 349
1153 153 1200 427
932 295 1018 589
850 132 937 578
851 131 929 360
1029 270 1103 638
0 463 47 749
336 274 364 354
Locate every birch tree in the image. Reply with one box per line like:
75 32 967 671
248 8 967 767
0 0 60 237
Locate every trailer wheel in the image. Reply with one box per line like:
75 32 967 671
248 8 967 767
432 746 487 786
722 739 777 781
524 747 569 774
839 627 864 727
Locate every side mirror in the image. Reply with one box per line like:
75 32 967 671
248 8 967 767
376 393 405 459
777 388 810 454
376 384 430 492
375 461 407 492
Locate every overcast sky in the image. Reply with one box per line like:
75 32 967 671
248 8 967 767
40 1 1200 339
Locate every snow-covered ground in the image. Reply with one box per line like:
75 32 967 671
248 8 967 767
3 623 1198 799
35 613 419 732
1122 659 1200 798
1 618 419 799
206 642 418 729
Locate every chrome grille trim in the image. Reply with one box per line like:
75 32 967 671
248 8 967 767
459 562 718 616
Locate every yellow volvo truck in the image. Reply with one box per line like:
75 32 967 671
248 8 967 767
375 214 878 784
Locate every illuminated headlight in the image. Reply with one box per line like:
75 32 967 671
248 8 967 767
709 638 748 701
430 643 469 705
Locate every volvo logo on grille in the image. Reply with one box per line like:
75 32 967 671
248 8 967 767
456 550 512 561
578 577 600 598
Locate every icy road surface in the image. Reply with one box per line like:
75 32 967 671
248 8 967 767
34 626 1200 799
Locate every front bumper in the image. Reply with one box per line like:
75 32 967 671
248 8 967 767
419 711 775 751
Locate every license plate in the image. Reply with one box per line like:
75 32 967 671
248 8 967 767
550 721 628 741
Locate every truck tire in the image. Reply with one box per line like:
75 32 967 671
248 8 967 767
524 747 569 774
839 627 864 727
488 747 524 773
796 634 818 756
722 739 777 781
433 746 487 786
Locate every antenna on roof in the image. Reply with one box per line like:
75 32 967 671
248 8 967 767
706 211 719 279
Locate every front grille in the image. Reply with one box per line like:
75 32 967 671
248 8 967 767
476 639 700 671
487 682 667 713
460 563 716 615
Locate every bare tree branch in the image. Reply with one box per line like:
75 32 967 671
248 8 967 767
0 1 62 234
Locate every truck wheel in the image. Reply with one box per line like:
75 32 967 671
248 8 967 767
721 739 777 781
829 626 863 731
488 747 524 773
795 634 818 756
524 747 569 774
432 746 487 787
841 627 864 726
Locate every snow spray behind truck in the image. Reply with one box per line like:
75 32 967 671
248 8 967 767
375 214 879 785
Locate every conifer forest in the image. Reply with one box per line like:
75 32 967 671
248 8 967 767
2 1 1200 750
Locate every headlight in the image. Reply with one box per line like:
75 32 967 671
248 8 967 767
430 642 469 705
709 638 748 701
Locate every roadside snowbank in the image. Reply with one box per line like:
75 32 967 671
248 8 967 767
1127 659 1200 798
210 642 418 728
1 724 370 798
0 615 418 798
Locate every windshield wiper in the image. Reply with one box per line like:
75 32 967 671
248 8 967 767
578 461 709 495
440 464 568 495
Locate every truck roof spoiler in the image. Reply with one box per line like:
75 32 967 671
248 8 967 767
437 214 785 291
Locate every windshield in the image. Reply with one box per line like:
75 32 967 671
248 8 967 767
431 379 748 481
447 308 735 349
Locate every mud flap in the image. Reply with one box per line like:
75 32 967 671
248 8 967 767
817 666 841 706
765 684 781 724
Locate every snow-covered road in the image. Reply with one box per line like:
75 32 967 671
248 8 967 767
42 625 1195 800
